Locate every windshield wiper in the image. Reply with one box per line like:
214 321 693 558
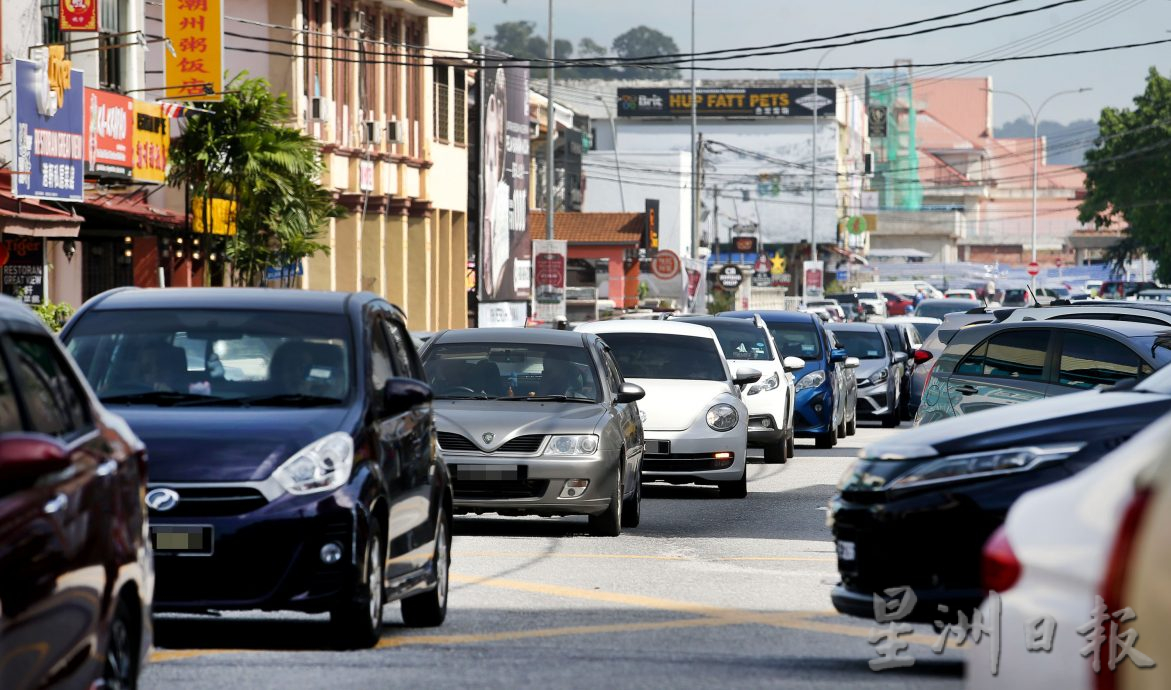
100 391 222 406
435 393 493 400
220 393 345 408
497 395 595 403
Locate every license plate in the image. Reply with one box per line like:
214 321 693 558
836 540 856 562
455 464 519 481
151 525 213 555
645 440 670 455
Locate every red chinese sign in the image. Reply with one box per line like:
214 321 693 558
164 0 223 101
60 0 99 32
85 87 133 178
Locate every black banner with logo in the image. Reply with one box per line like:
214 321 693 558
617 87 836 118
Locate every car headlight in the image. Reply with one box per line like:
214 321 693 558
888 443 1085 490
794 370 826 391
272 432 354 495
545 435 600 455
865 369 888 386
747 371 780 395
706 404 739 432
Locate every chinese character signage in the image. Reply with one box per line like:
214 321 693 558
132 101 169 182
643 199 659 253
60 0 99 31
12 57 85 202
85 87 133 178
165 0 223 101
0 238 46 305
532 239 567 322
191 196 237 235
617 87 836 118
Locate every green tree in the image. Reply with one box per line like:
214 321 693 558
169 74 342 287
611 26 680 79
485 21 574 78
1078 67 1171 281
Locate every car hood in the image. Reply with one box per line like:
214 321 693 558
852 359 887 381
866 390 1165 460
114 407 353 483
628 379 734 431
433 399 608 451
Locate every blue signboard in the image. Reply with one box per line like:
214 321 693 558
836 270 850 282
265 264 305 281
12 58 86 202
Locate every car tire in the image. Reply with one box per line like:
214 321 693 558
764 437 787 464
846 416 857 436
786 432 796 458
621 459 641 528
717 467 748 498
331 528 384 649
882 413 900 428
815 431 835 449
401 508 450 628
589 471 623 536
836 420 846 438
102 596 139 690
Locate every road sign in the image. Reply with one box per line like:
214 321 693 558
651 250 681 280
717 264 743 291
1055 257 1063 269
1027 261 1040 277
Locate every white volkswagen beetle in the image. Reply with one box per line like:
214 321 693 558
577 319 759 498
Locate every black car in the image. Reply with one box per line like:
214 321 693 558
881 322 918 420
827 323 906 427
60 288 452 648
907 310 997 419
0 295 152 689
829 364 1171 622
913 298 984 320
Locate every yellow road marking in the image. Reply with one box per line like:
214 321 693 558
456 550 835 563
374 617 737 649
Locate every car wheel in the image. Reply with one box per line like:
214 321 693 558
331 528 384 648
717 467 748 498
764 433 787 464
846 416 857 436
589 470 623 536
102 597 138 690
815 431 835 449
401 508 450 627
882 412 900 428
836 420 846 438
621 459 641 528
785 432 796 458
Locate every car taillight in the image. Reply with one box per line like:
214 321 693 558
981 525 1021 594
1095 488 1153 690
912 349 933 364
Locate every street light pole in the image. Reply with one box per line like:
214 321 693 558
690 0 699 259
597 96 625 212
808 48 834 297
983 86 1090 286
545 0 555 240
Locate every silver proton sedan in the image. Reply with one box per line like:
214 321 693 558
421 329 646 536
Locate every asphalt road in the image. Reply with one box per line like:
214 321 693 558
142 422 966 689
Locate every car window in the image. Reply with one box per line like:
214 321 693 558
370 317 394 394
8 335 90 437
0 348 21 433
955 341 988 376
423 342 601 400
384 319 422 379
1058 332 1142 390
982 330 1050 382
765 322 822 359
594 333 727 382
829 329 886 359
600 348 624 395
706 322 772 361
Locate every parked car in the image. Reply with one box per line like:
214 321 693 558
61 288 453 648
945 289 979 300
998 299 1171 326
420 328 645 535
913 298 983 320
721 311 853 448
1137 288 1171 302
886 315 942 342
805 299 846 322
830 361 1171 623
861 280 943 299
915 319 1171 425
907 311 997 418
577 320 757 498
825 330 860 437
965 410 1171 690
1100 280 1159 300
826 292 887 322
882 292 914 317
0 295 153 690
828 323 905 428
1001 288 1032 308
675 315 804 462
882 321 921 420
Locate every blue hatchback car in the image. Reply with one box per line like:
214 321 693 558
721 311 850 448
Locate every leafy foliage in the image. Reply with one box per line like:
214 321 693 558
169 74 342 287
30 298 73 332
1078 67 1171 282
482 22 680 80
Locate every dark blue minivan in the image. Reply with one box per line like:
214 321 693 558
60 288 452 649
722 311 852 448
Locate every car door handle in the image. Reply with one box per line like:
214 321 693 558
44 493 68 515
953 385 979 396
96 459 118 477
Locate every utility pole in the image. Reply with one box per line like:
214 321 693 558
596 95 625 211
689 0 699 259
545 0 555 240
712 185 720 258
808 48 835 299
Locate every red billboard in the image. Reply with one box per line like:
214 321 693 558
85 87 133 178
60 0 99 32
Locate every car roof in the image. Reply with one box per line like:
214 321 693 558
83 287 385 314
886 316 943 324
0 294 52 334
432 328 593 347
577 319 718 340
826 322 884 333
672 315 764 331
720 310 818 325
964 318 1171 338
918 298 981 307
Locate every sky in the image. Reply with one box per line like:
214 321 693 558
470 0 1171 126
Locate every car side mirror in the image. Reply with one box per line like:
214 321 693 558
829 348 848 363
0 434 71 485
912 349 934 364
733 367 762 386
615 382 645 404
782 356 806 372
844 357 860 369
892 352 909 364
383 377 433 414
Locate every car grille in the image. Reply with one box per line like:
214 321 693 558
438 432 546 454
454 480 549 500
149 486 268 518
645 456 734 472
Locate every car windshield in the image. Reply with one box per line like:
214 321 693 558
704 321 773 361
829 330 887 359
915 300 980 319
909 321 940 340
65 309 352 406
594 332 727 381
764 322 822 359
422 342 600 401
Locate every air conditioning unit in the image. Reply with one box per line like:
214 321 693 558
310 97 333 123
386 119 407 145
349 10 366 35
362 120 383 145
